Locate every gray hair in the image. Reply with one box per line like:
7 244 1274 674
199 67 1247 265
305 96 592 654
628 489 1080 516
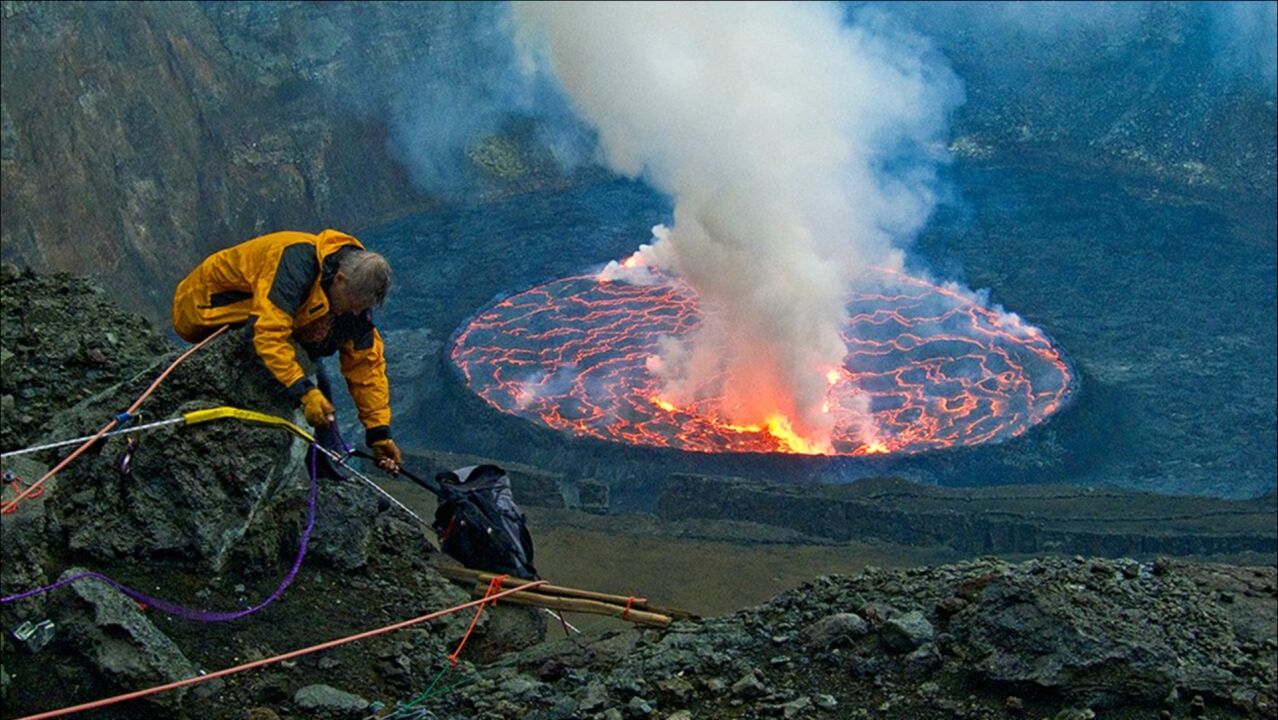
338 249 392 306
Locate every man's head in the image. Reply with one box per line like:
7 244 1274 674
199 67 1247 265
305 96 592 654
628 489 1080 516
329 249 392 314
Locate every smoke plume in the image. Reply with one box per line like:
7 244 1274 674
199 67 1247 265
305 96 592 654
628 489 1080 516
512 2 961 450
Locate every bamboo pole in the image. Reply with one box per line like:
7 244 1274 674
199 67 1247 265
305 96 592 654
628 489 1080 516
469 583 672 628
438 565 648 606
436 564 698 621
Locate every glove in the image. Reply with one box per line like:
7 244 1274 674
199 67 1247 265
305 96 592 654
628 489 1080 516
371 438 402 473
300 388 335 428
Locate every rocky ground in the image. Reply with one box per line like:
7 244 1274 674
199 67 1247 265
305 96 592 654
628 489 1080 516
1 267 1275 720
426 556 1277 720
0 263 169 451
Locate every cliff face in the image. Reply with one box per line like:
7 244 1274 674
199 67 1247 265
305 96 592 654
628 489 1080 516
2 2 1274 322
900 2 1278 199
656 474 1278 561
0 1 482 317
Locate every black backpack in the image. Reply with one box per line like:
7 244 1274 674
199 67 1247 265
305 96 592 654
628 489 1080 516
430 464 538 580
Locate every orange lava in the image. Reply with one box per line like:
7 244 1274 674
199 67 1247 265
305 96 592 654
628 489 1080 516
450 266 1073 456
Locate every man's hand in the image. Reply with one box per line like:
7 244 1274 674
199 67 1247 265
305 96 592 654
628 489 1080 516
371 438 402 474
300 388 336 428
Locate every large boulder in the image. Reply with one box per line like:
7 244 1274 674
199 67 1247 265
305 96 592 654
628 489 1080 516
58 567 198 710
952 560 1244 706
306 474 436 573
42 325 310 573
293 683 369 718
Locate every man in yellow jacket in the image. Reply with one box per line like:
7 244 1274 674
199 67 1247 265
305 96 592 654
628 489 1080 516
172 229 401 472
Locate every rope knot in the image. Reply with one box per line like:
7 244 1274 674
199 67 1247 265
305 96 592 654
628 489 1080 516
485 574 509 607
448 573 512 667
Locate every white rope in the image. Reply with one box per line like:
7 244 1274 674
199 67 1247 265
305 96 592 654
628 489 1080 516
0 411 431 529
316 445 432 528
0 417 185 460
546 609 583 634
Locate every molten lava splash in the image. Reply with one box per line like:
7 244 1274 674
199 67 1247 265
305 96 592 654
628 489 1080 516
699 412 829 455
450 266 1073 456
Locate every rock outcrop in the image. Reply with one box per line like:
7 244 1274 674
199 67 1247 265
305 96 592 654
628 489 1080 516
0 266 438 713
0 263 170 452
657 474 1278 560
38 324 307 571
60 566 199 710
428 557 1277 719
0 2 565 320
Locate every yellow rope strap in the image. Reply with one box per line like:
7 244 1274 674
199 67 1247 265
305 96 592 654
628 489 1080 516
182 406 315 443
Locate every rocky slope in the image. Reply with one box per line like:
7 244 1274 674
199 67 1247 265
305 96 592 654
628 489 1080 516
0 1 571 319
2 266 1275 720
428 556 1276 720
0 265 492 716
896 2 1278 200
0 263 170 452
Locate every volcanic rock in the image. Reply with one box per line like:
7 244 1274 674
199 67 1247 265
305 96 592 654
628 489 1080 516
957 563 1244 705
803 612 869 649
730 670 767 699
0 266 460 717
880 611 936 653
293 683 369 716
577 680 609 711
1 4 583 323
423 557 1276 719
0 455 55 623
0 262 170 452
42 326 307 573
60 567 197 709
657 475 1277 558
624 695 654 718
307 476 381 571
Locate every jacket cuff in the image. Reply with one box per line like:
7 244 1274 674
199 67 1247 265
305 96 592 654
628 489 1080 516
365 425 392 446
286 377 315 401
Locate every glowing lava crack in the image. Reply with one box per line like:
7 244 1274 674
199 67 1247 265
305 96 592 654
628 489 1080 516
450 267 1073 456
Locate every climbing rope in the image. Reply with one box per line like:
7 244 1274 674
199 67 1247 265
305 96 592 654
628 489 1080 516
1 470 42 515
1 444 319 622
0 417 185 460
13 579 547 720
448 574 508 666
182 406 431 528
0 325 229 514
2 402 428 533
2 403 435 609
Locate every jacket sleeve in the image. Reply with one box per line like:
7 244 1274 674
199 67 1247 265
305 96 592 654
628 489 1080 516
340 324 393 443
250 243 317 400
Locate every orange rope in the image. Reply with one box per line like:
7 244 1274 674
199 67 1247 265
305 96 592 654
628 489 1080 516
448 574 508 666
622 596 635 621
15 579 546 720
1 472 42 515
1 326 228 514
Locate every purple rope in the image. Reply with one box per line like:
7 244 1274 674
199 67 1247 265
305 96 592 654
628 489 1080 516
1 444 319 622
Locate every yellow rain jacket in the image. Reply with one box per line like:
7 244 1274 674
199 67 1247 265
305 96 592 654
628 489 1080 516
172 229 392 443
